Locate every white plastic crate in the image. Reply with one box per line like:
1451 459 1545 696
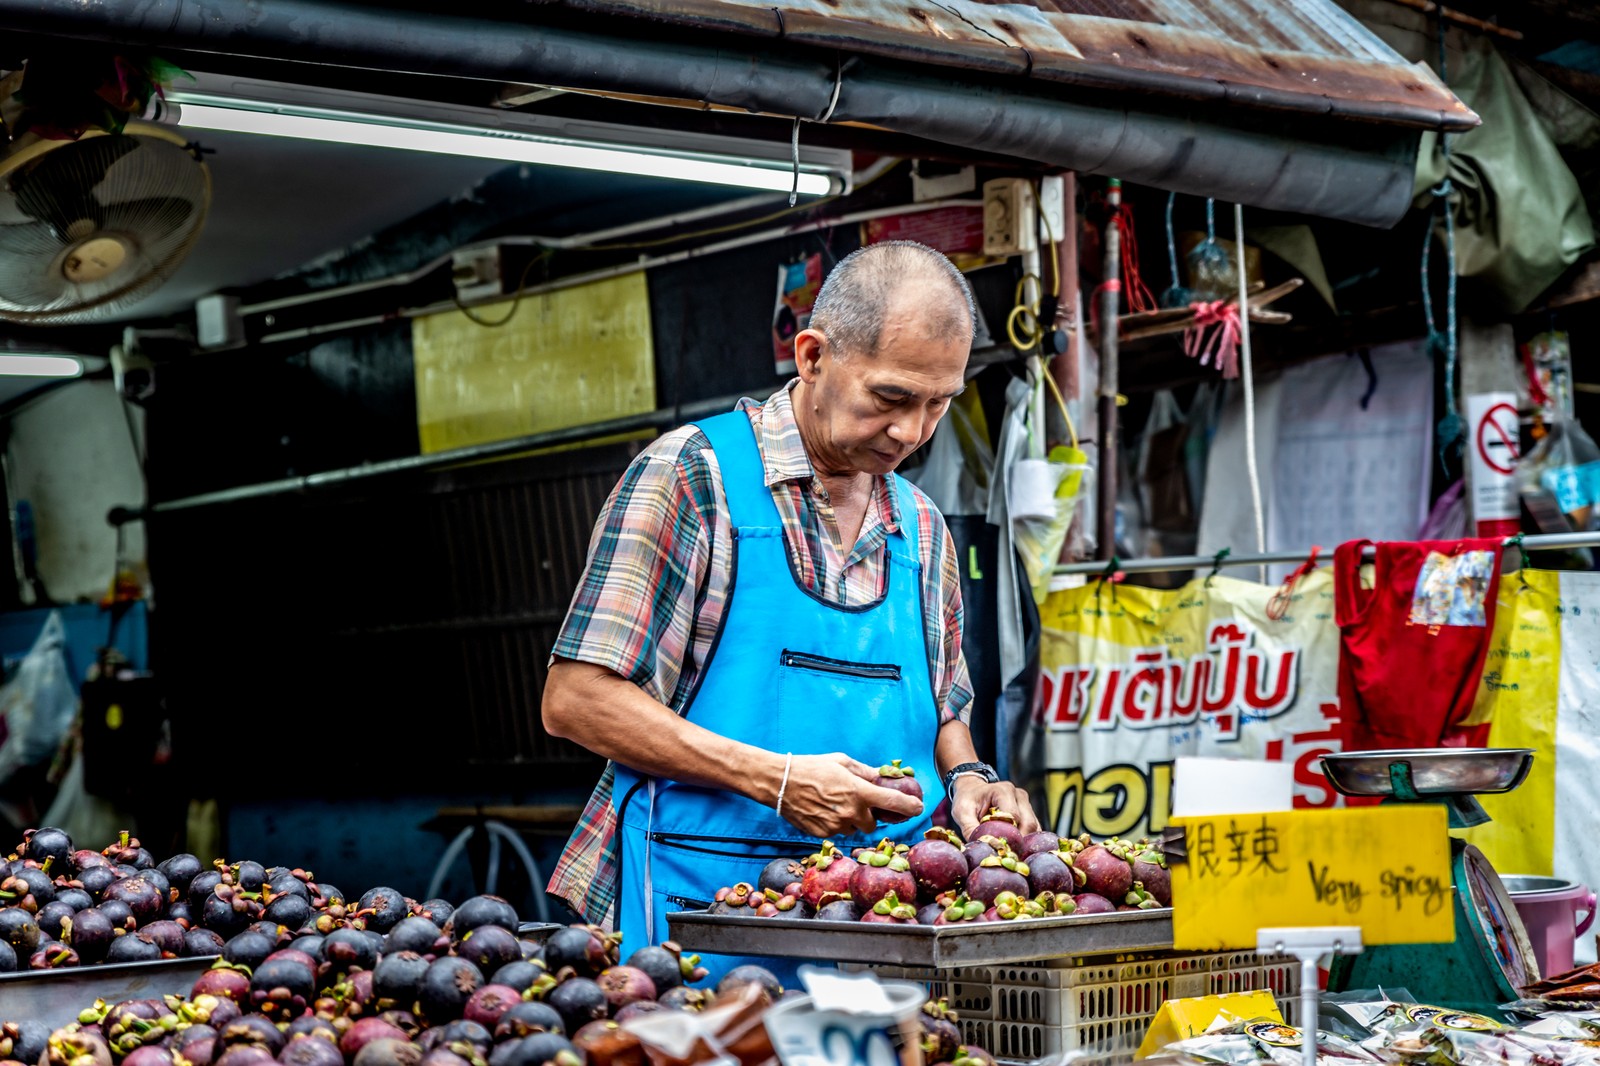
845 949 1302 1063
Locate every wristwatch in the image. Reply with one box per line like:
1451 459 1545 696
943 761 1000 796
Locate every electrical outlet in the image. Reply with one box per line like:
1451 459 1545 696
1038 174 1067 245
451 246 504 303
983 177 1037 257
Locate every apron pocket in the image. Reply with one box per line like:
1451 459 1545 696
774 649 909 758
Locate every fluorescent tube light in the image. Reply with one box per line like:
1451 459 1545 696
167 99 841 197
0 355 83 378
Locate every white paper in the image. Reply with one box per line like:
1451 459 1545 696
1172 755 1294 817
799 967 899 1015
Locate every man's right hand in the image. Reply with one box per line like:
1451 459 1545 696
776 752 924 838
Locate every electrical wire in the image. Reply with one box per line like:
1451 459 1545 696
452 251 552 327
1007 273 1044 351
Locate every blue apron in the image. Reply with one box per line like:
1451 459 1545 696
612 410 943 988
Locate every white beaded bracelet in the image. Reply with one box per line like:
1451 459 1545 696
775 752 794 818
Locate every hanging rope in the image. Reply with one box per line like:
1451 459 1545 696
1160 191 1193 309
1111 199 1157 314
1422 8 1463 472
1235 202 1266 570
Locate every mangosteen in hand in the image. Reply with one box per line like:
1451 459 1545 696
870 760 924 822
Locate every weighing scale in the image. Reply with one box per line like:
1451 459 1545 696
1322 748 1542 1020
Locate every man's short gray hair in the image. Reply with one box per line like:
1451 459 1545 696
808 241 976 359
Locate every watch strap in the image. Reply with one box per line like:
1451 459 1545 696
943 760 999 795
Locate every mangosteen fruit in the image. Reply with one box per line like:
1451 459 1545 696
656 986 714 1012
572 1020 642 1065
1072 843 1133 902
494 1001 565 1040
191 964 252 1004
140 920 187 956
266 871 312 901
492 1034 578 1066
966 849 1030 906
489 959 541 993
222 930 277 972
355 887 408 933
97 898 137 932
1130 844 1172 907
861 892 918 924
23 827 73 870
231 862 266 893
756 857 804 895
849 840 916 909
283 1017 339 1044
184 928 226 958
457 924 520 974
157 854 202 895
107 933 162 963
338 1019 411 1062
624 941 704 994
321 927 377 975
870 759 924 822
716 963 782 1001
418 1052 470 1066
352 1038 420 1066
1019 831 1062 859
461 984 521 1030
4 1021 48 1066
2 866 53 908
431 1020 492 1054
614 1000 667 1024
907 828 968 902
543 976 608 1037
0 939 16 972
916 901 945 925
102 875 162 925
970 809 1025 853
249 957 315 1019
45 1030 112 1066
78 866 117 899
34 900 72 941
262 894 312 930
278 1037 344 1066
1072 892 1118 915
1026 851 1079 897
417 955 484 1024
920 999 963 1064
797 842 854 909
373 950 430 1009
542 924 620 978
417 899 453 926
267 946 317 969
222 1015 287 1055
200 892 252 939
816 898 865 922
448 895 519 939
190 871 224 910
55 887 93 913
596 964 656 1011
213 1046 271 1066
287 933 325 960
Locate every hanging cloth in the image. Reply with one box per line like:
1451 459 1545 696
1333 538 1502 752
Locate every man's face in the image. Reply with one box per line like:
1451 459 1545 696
799 303 970 477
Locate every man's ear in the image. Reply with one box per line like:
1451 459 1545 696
794 329 827 382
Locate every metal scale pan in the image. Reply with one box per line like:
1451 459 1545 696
1320 748 1541 1019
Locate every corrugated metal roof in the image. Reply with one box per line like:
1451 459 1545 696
549 0 1477 130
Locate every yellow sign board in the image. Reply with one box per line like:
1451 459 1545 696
413 272 655 454
1170 806 1454 950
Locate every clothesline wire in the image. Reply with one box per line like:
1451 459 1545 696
1053 532 1600 577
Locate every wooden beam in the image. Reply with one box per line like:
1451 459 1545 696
1385 0 1522 40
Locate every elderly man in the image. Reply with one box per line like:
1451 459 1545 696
543 240 1038 982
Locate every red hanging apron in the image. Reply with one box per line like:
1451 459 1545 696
1333 538 1502 752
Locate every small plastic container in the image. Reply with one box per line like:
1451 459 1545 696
1502 875 1596 979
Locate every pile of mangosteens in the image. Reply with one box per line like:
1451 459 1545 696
708 809 1172 926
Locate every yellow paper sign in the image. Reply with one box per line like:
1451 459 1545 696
412 272 655 454
1170 806 1454 950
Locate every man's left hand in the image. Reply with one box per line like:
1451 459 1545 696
949 776 1040 841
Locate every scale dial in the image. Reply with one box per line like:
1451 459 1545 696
1460 843 1540 989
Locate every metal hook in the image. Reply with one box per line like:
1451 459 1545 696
1510 532 1530 590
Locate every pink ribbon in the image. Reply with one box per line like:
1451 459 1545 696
1182 300 1242 379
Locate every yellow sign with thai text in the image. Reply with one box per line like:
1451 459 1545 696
1170 807 1454 950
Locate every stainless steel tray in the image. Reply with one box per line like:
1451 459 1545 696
0 955 218 1030
666 909 1174 967
1318 748 1534 797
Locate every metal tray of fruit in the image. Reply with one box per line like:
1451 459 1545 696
0 955 218 1031
666 908 1174 967
1318 748 1534 798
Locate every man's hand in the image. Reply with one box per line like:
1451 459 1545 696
776 753 925 838
949 775 1040 841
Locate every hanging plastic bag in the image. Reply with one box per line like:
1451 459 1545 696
0 611 77 787
1010 371 1091 604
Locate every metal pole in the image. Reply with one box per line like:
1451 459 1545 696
107 392 750 524
1096 179 1123 560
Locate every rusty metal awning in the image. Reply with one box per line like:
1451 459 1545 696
556 0 1477 131
0 0 1476 226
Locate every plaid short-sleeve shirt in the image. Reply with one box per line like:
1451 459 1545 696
546 381 973 925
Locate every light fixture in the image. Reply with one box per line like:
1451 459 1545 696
163 75 852 197
0 354 83 378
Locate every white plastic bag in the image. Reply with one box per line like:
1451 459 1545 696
0 611 77 786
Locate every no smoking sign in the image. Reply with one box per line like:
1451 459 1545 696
1466 393 1521 531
